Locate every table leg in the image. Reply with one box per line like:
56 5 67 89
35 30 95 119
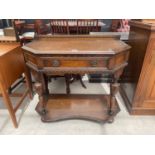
107 74 120 123
34 82 47 115
43 74 49 95
109 80 120 115
34 72 48 115
109 68 123 116
25 65 33 98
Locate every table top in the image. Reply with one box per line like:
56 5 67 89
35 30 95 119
89 32 129 40
129 20 155 30
0 36 17 42
22 35 130 55
0 42 20 56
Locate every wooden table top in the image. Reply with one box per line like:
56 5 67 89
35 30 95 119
22 35 130 55
129 20 155 30
0 36 17 42
89 32 129 40
0 42 20 56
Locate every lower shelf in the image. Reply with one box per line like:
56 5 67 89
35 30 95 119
36 94 120 123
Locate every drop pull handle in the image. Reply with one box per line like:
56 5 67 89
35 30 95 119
52 60 60 67
90 60 98 67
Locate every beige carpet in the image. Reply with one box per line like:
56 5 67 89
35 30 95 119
0 78 155 135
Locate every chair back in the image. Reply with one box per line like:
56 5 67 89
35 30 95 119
34 19 49 35
50 19 69 34
77 19 99 34
12 19 24 41
110 19 120 32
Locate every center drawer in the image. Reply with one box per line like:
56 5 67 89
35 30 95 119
40 57 109 68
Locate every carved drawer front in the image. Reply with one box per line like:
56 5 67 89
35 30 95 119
40 57 109 68
24 53 37 65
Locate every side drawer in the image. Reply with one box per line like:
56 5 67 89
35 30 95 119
40 57 110 68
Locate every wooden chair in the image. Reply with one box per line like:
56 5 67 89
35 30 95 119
50 19 69 34
77 19 99 34
44 20 87 93
12 20 35 45
34 19 50 35
110 19 121 32
13 20 25 37
49 20 70 93
0 42 32 128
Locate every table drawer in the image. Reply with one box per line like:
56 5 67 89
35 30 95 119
40 57 109 68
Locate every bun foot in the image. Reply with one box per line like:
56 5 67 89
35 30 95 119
108 110 114 116
107 117 114 123
36 105 47 116
41 109 47 115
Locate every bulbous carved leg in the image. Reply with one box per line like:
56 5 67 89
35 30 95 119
108 68 124 116
43 74 49 95
34 82 47 115
107 117 114 123
108 74 120 116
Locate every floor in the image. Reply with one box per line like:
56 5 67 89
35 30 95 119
0 77 155 135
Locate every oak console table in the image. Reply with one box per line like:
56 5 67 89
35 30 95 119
22 35 130 123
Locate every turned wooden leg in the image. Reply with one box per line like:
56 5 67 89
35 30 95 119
43 74 49 95
48 76 52 82
107 117 114 123
108 67 124 116
109 76 120 116
34 82 47 115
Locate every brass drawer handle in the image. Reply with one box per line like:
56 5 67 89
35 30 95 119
52 60 60 67
90 60 98 67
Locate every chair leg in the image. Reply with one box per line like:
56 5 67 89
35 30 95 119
8 76 25 95
65 74 71 94
1 88 18 128
64 74 86 94
8 87 12 94
77 74 87 89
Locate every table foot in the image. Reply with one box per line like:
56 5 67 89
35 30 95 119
107 117 114 123
35 104 47 116
108 110 114 116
